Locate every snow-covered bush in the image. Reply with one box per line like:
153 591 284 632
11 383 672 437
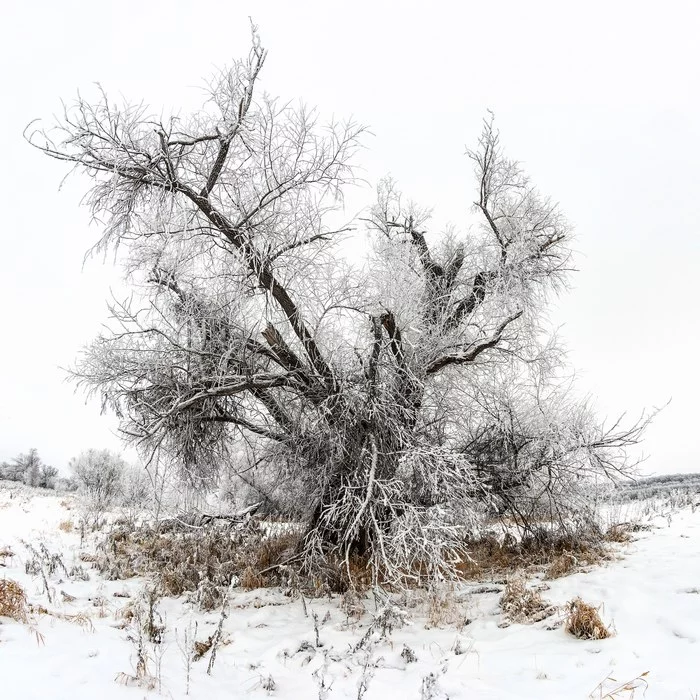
119 465 152 525
1 448 58 488
69 448 126 526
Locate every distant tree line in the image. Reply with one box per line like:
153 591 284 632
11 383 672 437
614 472 700 501
0 448 67 489
1 447 151 524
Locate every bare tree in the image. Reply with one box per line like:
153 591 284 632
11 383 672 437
30 30 648 584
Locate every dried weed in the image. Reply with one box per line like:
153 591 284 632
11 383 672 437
566 597 612 640
501 578 555 624
0 578 28 622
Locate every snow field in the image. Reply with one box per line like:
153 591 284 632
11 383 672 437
0 484 699 699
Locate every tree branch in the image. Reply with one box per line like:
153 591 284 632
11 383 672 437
426 310 523 375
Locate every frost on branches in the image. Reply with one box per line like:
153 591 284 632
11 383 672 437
30 31 650 586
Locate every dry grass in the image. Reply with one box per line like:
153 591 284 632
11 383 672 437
500 578 555 623
98 520 373 602
425 585 467 628
605 524 633 543
193 634 215 661
0 578 29 622
27 604 95 631
116 600 136 625
58 519 74 533
309 553 374 594
588 670 649 698
340 588 366 619
566 597 612 640
239 566 264 590
115 668 156 691
96 523 303 608
254 532 300 571
458 529 609 582
455 535 520 577
94 517 615 608
545 552 577 579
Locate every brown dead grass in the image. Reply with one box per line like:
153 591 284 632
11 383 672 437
565 597 612 639
193 634 215 661
96 523 304 607
239 566 264 590
253 532 300 573
0 578 29 622
312 553 374 594
604 524 633 543
94 517 616 607
426 585 466 628
545 552 577 579
58 519 74 533
27 603 95 631
458 529 609 582
500 578 555 624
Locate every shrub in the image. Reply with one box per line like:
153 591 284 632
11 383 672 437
38 464 59 489
58 519 74 533
69 449 126 525
119 466 152 525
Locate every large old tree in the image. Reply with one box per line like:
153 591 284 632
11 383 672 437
31 34 647 583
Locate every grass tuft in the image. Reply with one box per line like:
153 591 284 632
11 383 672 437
58 519 74 533
500 578 554 623
565 597 612 639
0 578 29 622
604 524 633 543
545 552 577 579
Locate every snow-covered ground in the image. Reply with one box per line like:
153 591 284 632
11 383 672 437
1 483 699 699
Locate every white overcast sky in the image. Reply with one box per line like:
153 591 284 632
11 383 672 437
1 0 698 474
